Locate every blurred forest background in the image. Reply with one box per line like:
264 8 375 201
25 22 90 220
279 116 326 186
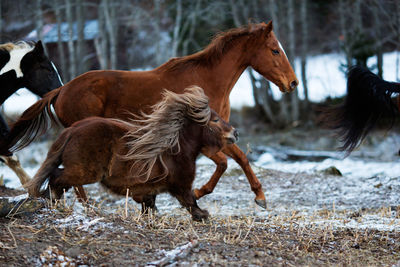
1 0 399 127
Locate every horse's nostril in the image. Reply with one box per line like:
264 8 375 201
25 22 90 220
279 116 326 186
290 80 298 89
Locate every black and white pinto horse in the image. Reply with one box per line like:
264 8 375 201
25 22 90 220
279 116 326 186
322 66 400 153
0 40 63 186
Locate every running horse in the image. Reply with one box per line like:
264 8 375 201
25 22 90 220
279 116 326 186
0 41 63 185
1 21 298 208
26 87 238 221
321 66 400 153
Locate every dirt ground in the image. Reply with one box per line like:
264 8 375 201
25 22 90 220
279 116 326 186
1 168 399 266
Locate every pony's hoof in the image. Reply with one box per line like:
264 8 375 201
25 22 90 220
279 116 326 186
192 209 209 222
255 198 267 209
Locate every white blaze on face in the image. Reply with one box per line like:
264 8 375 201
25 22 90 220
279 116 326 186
278 41 288 59
0 47 34 78
51 61 64 86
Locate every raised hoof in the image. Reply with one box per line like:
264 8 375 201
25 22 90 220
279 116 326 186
255 198 267 209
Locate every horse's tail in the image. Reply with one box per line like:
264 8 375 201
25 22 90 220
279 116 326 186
25 130 71 197
0 87 62 155
320 66 400 153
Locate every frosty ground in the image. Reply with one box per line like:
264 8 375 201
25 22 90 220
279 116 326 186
1 127 400 266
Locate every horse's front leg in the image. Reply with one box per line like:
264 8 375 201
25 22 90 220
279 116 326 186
172 187 209 221
223 144 266 208
193 151 227 199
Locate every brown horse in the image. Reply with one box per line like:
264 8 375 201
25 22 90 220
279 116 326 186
26 87 237 221
2 21 298 208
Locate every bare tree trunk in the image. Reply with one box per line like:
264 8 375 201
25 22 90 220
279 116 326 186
0 1 2 43
102 0 117 69
248 69 277 125
300 0 309 107
96 1 108 69
76 0 85 74
171 0 182 57
397 0 400 80
182 0 201 56
66 0 77 78
338 0 352 69
268 0 290 125
372 0 383 77
35 0 48 56
54 0 67 82
287 0 299 122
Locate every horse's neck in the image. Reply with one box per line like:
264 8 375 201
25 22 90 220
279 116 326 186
0 72 21 105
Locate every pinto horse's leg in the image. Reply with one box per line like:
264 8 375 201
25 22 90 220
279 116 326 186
223 144 266 208
0 155 31 186
193 152 227 199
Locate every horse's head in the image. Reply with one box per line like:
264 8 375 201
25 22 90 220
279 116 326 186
248 21 298 93
201 110 238 157
20 41 63 97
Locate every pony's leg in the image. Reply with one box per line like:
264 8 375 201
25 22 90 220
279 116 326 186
73 186 88 203
223 144 266 208
141 194 158 214
193 152 227 199
172 189 209 221
0 155 31 186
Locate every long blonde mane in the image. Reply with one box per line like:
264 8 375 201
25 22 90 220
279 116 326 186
117 86 211 183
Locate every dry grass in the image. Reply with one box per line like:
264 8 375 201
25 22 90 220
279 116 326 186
0 196 399 266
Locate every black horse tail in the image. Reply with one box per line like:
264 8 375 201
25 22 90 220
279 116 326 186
0 87 62 155
25 130 71 197
321 66 400 153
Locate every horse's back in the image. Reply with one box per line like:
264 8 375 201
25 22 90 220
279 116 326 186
54 69 166 126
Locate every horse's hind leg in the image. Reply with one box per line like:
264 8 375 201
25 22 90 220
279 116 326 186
132 194 158 214
141 194 157 214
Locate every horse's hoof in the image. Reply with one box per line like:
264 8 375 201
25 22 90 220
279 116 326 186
192 209 209 222
255 198 267 209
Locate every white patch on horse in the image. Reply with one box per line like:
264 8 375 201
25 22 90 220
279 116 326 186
51 61 64 86
0 46 34 78
278 41 288 59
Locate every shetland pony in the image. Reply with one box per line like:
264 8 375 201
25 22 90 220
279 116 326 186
26 87 237 221
0 41 63 185
1 21 298 208
321 66 400 153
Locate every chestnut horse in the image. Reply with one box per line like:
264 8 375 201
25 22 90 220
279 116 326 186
26 87 237 221
321 66 400 153
2 21 298 208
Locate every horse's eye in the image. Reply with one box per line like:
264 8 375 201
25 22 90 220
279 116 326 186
212 118 219 122
272 49 280 55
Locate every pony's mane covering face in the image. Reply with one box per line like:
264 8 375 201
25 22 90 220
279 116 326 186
118 86 211 183
165 23 266 71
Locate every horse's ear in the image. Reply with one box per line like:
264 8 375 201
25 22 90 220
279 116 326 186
33 40 45 55
265 21 273 34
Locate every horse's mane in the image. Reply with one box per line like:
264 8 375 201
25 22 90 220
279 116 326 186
161 23 266 72
115 86 211 183
0 41 33 52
